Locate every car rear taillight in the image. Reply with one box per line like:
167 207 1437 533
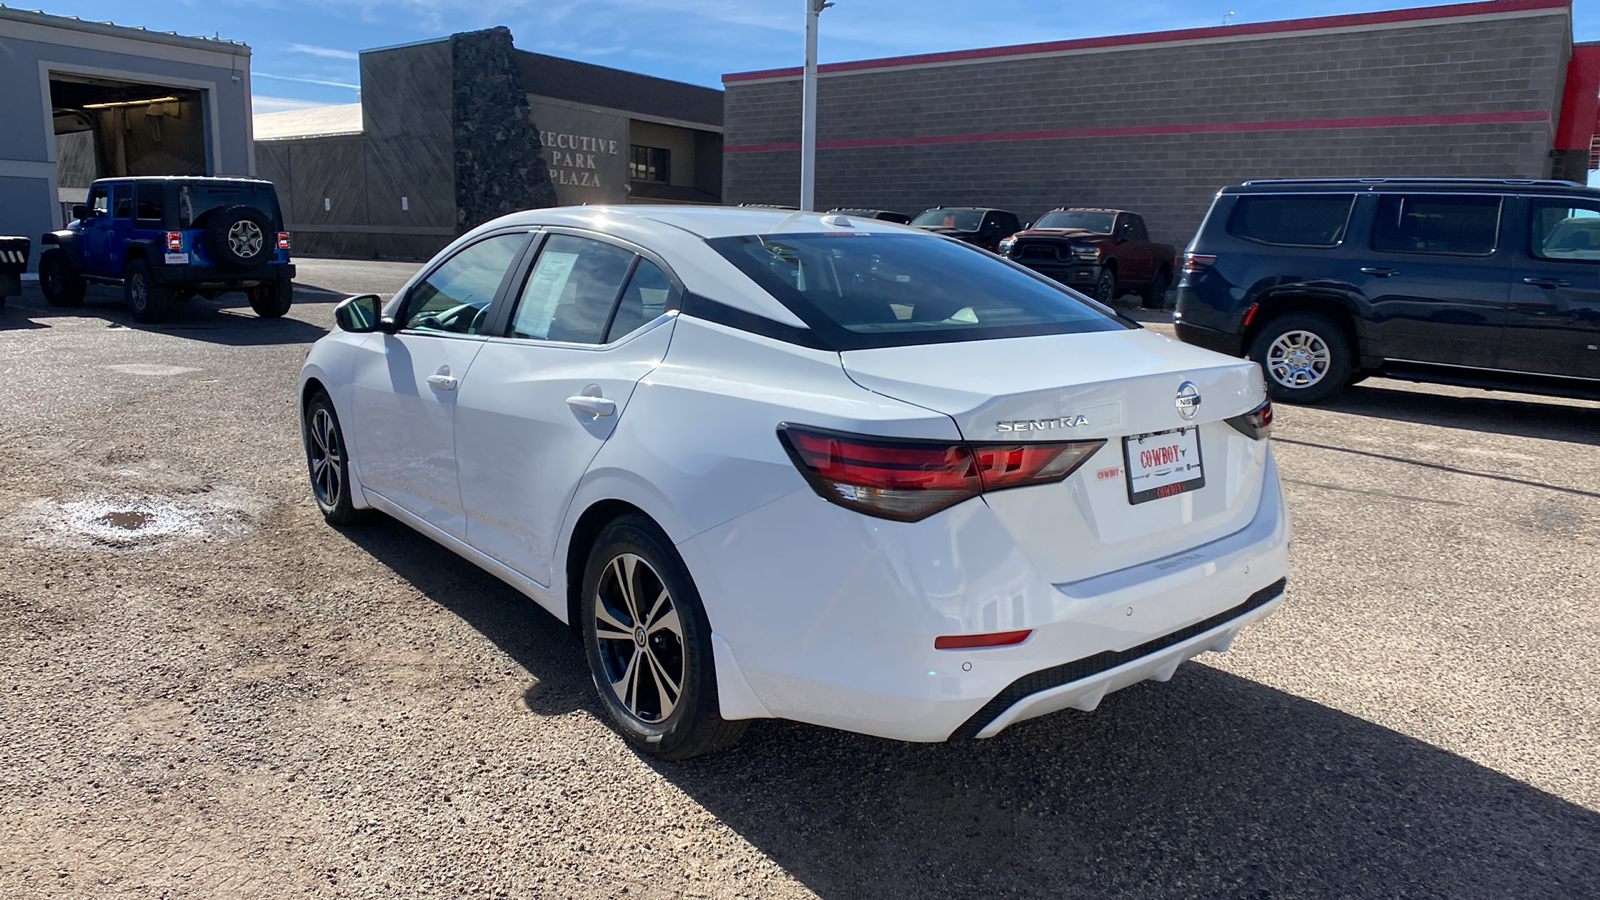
166 232 182 251
1225 400 1274 440
277 232 291 251
1183 253 1215 274
934 629 1032 650
778 425 1104 522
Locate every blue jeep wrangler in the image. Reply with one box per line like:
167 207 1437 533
38 176 295 323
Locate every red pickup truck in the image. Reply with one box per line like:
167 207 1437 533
1000 208 1176 308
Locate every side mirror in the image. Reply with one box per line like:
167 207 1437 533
334 294 393 333
71 204 88 221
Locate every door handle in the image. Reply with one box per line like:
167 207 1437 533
566 395 617 418
426 373 458 391
1360 267 1400 277
1522 276 1569 288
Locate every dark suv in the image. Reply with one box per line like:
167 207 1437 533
39 176 295 323
910 207 1023 252
1175 178 1600 403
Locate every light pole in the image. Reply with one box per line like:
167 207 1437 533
800 0 833 211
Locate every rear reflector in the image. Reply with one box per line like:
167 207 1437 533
935 629 1032 650
778 424 1104 522
1225 400 1274 440
1183 253 1215 274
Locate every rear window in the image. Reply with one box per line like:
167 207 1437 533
1371 194 1501 256
178 182 279 229
1227 194 1354 247
707 233 1129 350
912 209 982 231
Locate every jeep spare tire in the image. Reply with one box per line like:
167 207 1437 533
205 205 274 269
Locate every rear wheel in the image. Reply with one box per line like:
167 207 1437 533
1249 312 1353 404
124 259 171 323
581 515 747 760
1141 268 1170 309
248 279 293 318
39 249 85 307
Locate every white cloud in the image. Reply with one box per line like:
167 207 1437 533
254 72 361 90
287 43 360 60
251 95 332 113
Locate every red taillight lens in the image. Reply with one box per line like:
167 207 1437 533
778 425 1104 522
1182 253 1215 274
277 231 291 251
934 629 1032 650
166 232 182 251
1225 400 1274 440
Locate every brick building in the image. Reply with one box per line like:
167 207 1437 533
722 0 1600 247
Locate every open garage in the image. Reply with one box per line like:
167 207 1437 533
0 7 256 272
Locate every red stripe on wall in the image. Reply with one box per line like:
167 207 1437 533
722 110 1553 154
722 0 1570 83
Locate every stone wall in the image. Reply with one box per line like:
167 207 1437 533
451 27 557 233
723 5 1574 247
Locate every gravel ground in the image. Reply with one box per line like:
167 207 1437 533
0 261 1596 899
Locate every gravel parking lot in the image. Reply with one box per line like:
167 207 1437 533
1 258 1596 899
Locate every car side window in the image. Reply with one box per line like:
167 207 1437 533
1371 194 1501 256
89 186 109 218
111 185 132 219
508 235 634 344
1529 198 1600 262
1128 216 1149 241
401 232 526 335
606 258 675 340
135 184 164 223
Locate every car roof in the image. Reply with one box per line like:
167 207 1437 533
1224 177 1600 198
90 176 273 185
1047 207 1127 214
478 204 922 240
917 206 1008 213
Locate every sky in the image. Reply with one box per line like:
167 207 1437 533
27 0 1600 114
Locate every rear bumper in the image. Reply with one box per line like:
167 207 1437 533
1175 320 1245 357
679 448 1291 743
155 263 294 285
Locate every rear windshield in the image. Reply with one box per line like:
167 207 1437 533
1035 211 1115 233
707 233 1129 350
1227 194 1354 247
179 182 279 229
911 209 982 231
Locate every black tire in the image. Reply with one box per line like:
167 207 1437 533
1141 267 1171 309
581 515 747 760
39 248 85 307
1248 311 1354 404
248 279 293 318
303 391 369 526
204 205 275 270
1093 268 1117 305
124 259 172 323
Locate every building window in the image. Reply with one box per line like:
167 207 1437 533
630 145 670 183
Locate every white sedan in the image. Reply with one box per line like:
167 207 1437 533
298 206 1289 759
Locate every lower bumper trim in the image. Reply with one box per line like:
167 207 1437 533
949 577 1288 740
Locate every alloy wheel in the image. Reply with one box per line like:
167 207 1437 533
1266 329 1332 388
593 553 685 724
129 274 147 312
229 221 264 259
307 407 343 506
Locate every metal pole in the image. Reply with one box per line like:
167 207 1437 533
800 0 822 211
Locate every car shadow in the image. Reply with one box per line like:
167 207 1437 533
5 284 328 347
336 515 1599 899
1323 383 1600 446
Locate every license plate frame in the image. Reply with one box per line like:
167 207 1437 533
1123 426 1205 505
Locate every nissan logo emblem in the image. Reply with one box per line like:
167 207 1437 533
1175 382 1202 420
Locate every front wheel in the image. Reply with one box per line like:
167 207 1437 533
39 249 86 307
581 515 747 760
303 391 369 526
1140 268 1170 309
124 259 171 323
1093 269 1117 305
249 279 292 318
1249 312 1353 404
